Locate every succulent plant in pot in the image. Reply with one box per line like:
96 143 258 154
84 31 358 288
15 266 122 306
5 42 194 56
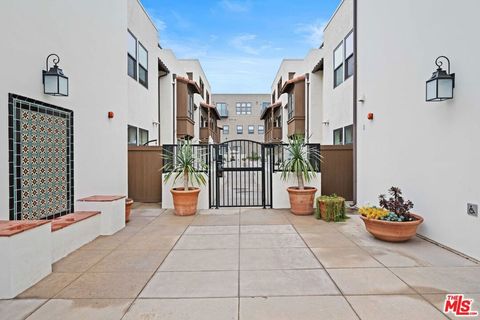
359 187 423 242
162 140 207 216
280 135 321 215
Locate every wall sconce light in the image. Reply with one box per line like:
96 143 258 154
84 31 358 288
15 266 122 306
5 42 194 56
426 56 455 102
43 53 69 96
108 111 114 119
367 113 374 120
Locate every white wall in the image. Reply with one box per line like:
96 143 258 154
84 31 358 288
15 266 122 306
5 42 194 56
272 173 321 208
127 0 160 145
322 0 354 145
0 0 128 220
161 174 209 210
356 0 480 259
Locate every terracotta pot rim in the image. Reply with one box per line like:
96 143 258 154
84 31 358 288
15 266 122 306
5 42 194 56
287 187 317 194
171 187 201 193
360 213 423 225
126 198 134 204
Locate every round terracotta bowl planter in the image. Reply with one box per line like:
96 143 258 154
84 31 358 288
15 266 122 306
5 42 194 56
360 213 424 242
125 198 134 223
287 187 317 215
171 187 201 216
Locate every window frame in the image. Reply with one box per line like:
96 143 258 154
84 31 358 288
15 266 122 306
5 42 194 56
223 125 229 134
333 128 343 145
248 125 255 134
344 31 354 80
287 92 295 120
138 41 148 88
258 125 264 134
344 124 353 144
188 93 194 120
139 128 149 145
127 30 137 80
236 125 243 134
216 102 228 117
128 125 138 145
333 41 344 88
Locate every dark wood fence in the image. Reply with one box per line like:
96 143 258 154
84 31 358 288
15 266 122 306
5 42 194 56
128 146 162 203
320 145 353 201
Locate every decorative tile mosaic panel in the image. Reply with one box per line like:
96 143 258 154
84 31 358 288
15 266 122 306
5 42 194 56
8 94 74 220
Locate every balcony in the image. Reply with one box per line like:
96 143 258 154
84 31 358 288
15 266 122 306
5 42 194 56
199 102 221 144
176 76 201 140
280 75 306 137
265 127 282 143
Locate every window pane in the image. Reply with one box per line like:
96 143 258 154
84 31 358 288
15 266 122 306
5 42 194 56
334 43 343 69
333 128 343 145
345 32 353 57
334 66 343 87
345 55 354 79
138 43 147 67
128 55 137 79
248 125 254 134
139 66 148 87
237 125 243 134
128 126 137 145
128 32 136 58
139 129 149 145
258 125 264 134
344 125 353 144
223 125 229 134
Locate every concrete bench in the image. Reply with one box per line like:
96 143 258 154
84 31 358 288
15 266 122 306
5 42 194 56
51 211 101 262
0 220 51 299
76 195 126 235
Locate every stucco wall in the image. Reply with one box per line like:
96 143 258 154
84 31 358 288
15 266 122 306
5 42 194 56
356 0 480 259
0 0 128 220
322 0 354 145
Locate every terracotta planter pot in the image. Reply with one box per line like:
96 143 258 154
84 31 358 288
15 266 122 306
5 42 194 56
360 213 424 242
287 187 317 215
125 198 134 223
171 187 201 216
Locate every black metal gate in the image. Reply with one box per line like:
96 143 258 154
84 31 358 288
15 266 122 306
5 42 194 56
209 140 272 208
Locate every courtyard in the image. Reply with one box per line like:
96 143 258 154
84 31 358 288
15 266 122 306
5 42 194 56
1 204 478 320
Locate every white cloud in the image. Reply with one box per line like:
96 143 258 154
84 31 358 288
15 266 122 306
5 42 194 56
230 34 271 55
296 20 327 47
219 0 250 12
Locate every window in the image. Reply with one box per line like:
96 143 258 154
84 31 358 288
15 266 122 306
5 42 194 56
236 125 243 134
287 92 295 120
333 42 344 87
206 90 210 104
188 93 194 120
261 102 269 112
277 78 282 99
128 125 137 145
333 128 343 145
187 72 193 80
216 103 228 117
236 102 251 115
272 91 276 103
288 72 295 80
138 42 148 88
258 125 264 134
139 128 149 145
274 108 282 127
127 31 137 79
344 125 353 144
199 77 204 97
223 125 229 134
344 32 354 79
248 125 254 134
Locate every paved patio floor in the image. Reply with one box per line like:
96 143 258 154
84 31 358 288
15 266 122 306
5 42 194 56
1 204 479 319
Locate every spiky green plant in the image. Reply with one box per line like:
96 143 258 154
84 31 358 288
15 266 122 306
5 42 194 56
162 140 207 191
279 135 321 190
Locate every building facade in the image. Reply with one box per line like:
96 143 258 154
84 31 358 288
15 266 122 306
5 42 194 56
212 94 269 143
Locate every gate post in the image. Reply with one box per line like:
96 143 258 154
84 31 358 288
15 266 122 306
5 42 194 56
261 144 266 209
214 144 220 209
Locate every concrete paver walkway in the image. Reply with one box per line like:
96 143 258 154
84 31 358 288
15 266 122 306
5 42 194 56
1 204 479 319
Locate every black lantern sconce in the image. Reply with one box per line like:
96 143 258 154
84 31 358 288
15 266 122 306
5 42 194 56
426 56 455 102
43 53 69 96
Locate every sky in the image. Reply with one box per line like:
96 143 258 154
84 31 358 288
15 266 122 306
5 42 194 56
141 0 340 93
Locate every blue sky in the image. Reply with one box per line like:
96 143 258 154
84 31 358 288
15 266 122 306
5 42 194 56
141 0 340 93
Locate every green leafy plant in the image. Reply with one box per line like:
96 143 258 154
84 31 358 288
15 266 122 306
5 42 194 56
279 135 321 189
162 140 207 191
247 152 261 161
316 194 347 222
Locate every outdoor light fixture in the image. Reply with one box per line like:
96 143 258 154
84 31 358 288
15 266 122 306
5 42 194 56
426 56 455 102
43 53 69 96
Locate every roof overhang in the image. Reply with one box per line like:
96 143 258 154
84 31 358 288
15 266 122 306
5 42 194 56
177 76 201 95
280 75 306 94
312 58 324 73
200 102 220 119
260 101 282 120
158 58 170 76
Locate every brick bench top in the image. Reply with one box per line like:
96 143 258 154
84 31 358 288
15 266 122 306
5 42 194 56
77 195 126 202
51 211 100 232
0 220 50 237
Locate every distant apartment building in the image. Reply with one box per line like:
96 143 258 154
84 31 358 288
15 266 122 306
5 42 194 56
212 94 270 143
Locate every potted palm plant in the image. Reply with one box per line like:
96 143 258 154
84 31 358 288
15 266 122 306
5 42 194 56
162 140 207 216
280 135 321 215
